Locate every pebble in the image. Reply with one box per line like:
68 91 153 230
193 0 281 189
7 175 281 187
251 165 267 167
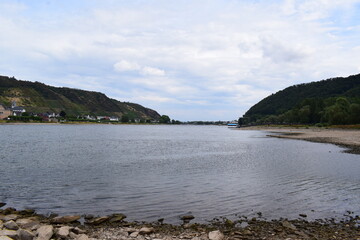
0 236 13 240
139 227 155 235
17 229 35 240
57 226 71 238
0 230 18 239
51 215 81 224
208 230 224 240
76 234 89 240
282 220 297 231
86 216 110 225
130 232 139 238
2 215 19 222
36 225 54 240
4 221 19 231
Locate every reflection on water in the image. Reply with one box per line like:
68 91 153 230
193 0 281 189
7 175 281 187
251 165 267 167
0 124 359 223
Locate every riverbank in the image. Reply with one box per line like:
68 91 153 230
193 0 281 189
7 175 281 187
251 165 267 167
0 205 359 240
238 126 360 154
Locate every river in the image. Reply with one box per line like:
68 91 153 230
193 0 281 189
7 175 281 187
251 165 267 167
0 124 359 224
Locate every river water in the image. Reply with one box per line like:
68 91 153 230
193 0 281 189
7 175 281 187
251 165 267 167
0 124 359 223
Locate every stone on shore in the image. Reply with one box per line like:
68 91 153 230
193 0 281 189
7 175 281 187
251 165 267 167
0 236 13 240
0 230 18 239
1 215 20 222
109 214 126 223
86 217 109 225
139 227 155 235
282 221 297 231
208 231 224 240
36 225 53 240
57 226 71 238
17 229 35 240
16 218 39 230
129 231 139 238
51 215 81 224
4 221 19 230
180 215 195 221
76 234 89 240
72 227 86 235
0 203 6 209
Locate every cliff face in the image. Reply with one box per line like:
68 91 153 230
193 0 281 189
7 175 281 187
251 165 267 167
0 75 160 120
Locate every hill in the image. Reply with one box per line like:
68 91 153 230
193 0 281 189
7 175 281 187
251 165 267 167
0 75 160 120
243 74 360 125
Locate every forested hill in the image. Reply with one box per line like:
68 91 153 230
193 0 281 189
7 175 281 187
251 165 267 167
0 75 160 120
243 74 360 125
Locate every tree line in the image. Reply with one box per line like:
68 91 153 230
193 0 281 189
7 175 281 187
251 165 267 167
243 96 360 126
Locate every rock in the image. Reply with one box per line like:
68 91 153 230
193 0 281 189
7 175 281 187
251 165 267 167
36 225 53 240
208 230 224 240
299 214 307 218
3 209 17 215
129 232 139 238
83 215 94 220
243 230 252 235
19 210 35 216
0 230 18 239
109 214 126 223
0 236 14 240
282 221 297 231
2 215 20 222
76 234 89 240
4 221 19 230
69 232 78 239
57 226 71 238
72 227 86 235
0 220 3 229
139 227 155 235
51 215 81 224
180 215 194 221
16 219 39 230
17 229 35 240
85 216 109 225
0 203 6 209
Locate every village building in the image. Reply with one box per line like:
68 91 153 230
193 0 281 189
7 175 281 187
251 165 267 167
10 101 26 116
0 104 11 119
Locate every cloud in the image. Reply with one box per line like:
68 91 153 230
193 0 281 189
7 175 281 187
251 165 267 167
1 0 360 120
140 66 165 76
114 60 140 72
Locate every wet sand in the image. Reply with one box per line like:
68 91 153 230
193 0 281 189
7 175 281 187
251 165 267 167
238 126 360 154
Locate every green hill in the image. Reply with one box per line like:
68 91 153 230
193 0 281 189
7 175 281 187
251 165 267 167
243 74 360 125
0 75 160 120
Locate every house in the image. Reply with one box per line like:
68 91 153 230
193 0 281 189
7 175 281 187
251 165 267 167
85 115 96 121
10 101 26 116
109 116 119 121
0 104 11 119
11 106 26 116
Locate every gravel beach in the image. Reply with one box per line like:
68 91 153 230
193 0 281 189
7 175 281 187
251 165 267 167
0 206 359 240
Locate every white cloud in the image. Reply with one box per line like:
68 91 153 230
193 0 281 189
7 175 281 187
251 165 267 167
1 0 360 120
114 60 140 72
140 66 165 76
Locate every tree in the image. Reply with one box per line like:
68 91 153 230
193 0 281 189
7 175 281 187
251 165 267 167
59 111 67 118
121 115 129 123
159 115 170 123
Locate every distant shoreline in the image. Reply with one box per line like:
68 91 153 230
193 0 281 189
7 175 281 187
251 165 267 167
238 126 360 154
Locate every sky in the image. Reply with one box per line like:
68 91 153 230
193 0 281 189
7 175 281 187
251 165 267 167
1 0 360 121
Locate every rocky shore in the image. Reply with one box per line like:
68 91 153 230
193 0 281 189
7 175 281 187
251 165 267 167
0 204 359 240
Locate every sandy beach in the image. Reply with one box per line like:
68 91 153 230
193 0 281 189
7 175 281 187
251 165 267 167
238 126 360 154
